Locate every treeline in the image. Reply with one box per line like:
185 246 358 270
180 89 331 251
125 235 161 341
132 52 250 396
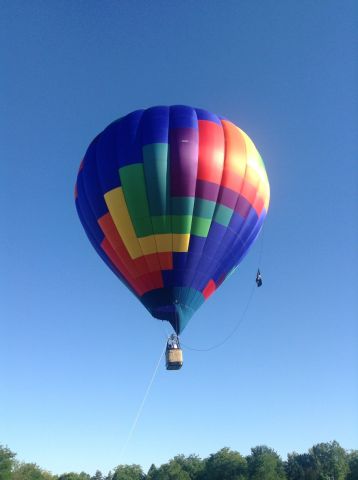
1 441 357 480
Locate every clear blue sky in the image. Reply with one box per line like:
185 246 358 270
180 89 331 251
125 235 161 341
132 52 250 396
1 0 357 476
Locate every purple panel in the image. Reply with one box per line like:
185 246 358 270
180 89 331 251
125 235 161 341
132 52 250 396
217 187 238 209
235 195 253 218
170 128 198 197
195 179 220 202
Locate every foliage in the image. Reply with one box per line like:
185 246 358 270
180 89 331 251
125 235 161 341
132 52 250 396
0 446 16 480
346 450 358 480
201 447 247 480
247 445 286 480
309 441 349 480
285 452 318 480
146 454 203 480
90 471 104 480
1 440 356 480
111 464 145 480
12 462 55 480
57 473 90 480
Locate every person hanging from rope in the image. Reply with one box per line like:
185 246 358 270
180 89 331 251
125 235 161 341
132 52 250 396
256 269 263 287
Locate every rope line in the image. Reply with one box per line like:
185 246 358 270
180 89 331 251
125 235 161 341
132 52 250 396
119 344 166 461
181 281 256 352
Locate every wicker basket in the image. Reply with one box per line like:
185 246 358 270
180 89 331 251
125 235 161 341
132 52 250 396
166 348 183 370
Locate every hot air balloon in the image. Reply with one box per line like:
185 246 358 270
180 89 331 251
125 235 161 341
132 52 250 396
75 105 270 369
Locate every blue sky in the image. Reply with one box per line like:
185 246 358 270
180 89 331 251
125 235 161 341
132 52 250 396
1 0 357 476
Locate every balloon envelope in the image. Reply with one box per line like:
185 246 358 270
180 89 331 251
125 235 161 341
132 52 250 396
75 106 270 334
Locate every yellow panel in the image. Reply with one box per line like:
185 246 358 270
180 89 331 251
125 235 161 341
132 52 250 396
104 187 143 259
155 234 172 252
173 234 190 252
245 165 261 189
138 235 157 255
239 129 268 182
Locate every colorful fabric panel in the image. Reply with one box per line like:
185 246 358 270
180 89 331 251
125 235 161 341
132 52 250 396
75 105 270 333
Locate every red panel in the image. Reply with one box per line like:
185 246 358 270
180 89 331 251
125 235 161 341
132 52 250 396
139 271 163 291
99 213 166 294
157 252 173 270
101 238 147 295
197 120 225 184
202 279 216 299
98 213 144 279
252 195 265 217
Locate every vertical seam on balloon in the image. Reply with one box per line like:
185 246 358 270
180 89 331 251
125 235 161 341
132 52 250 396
201 121 249 289
186 117 234 298
116 112 159 293
139 110 168 294
182 111 226 309
175 106 196 309
93 114 157 294
174 106 200 313
211 130 263 282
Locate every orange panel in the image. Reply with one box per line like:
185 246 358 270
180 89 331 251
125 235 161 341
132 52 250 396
220 120 247 193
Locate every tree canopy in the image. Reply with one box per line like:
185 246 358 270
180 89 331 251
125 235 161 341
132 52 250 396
0 441 357 480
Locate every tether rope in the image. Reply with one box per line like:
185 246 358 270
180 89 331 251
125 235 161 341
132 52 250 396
118 343 166 461
180 228 266 352
181 281 256 352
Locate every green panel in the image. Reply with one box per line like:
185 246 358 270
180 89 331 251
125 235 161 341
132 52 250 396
213 204 233 227
132 216 154 237
151 215 172 234
142 144 169 216
171 197 195 215
119 164 153 237
193 198 216 218
191 216 212 237
172 215 192 234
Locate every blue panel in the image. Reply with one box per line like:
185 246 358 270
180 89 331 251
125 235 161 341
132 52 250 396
195 107 221 125
169 105 198 129
173 252 188 270
81 141 108 219
188 235 206 253
229 212 245 235
76 174 104 245
141 106 170 144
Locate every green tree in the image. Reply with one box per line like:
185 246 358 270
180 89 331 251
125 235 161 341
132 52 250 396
202 447 247 480
146 464 158 479
146 461 189 480
0 445 16 480
285 453 318 480
111 465 145 480
347 450 358 480
57 473 90 480
91 471 104 480
247 445 286 480
309 441 349 480
146 455 203 480
12 462 55 480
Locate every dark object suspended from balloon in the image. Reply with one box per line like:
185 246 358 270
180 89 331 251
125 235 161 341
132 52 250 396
75 105 270 342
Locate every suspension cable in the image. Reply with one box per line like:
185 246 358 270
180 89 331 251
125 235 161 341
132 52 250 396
118 343 166 461
181 281 256 352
